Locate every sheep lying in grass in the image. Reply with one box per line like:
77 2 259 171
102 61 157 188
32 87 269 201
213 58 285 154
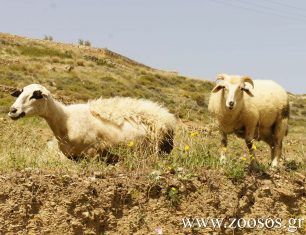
8 84 177 160
208 74 289 168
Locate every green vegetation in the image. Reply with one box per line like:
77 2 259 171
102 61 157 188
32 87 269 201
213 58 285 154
18 44 72 58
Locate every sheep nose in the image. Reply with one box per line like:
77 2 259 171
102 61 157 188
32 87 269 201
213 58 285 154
229 101 234 107
10 107 17 114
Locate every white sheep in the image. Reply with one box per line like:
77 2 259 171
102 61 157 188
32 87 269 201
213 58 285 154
208 74 289 167
8 84 177 160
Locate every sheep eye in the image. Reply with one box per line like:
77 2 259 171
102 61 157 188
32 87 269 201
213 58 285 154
11 89 23 97
30 90 44 100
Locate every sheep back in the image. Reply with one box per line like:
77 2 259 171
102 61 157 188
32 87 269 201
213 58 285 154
244 80 289 127
89 97 176 137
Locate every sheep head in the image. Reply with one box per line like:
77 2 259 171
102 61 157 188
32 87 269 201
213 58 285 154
8 84 51 120
211 74 254 110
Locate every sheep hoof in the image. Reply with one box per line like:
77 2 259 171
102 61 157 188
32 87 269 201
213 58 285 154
270 159 279 168
269 164 280 173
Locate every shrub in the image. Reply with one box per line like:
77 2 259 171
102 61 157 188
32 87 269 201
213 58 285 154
76 60 85 66
84 41 91 47
78 39 84 45
51 57 60 63
43 35 53 41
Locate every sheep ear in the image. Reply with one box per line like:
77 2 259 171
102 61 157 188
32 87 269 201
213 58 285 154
242 88 254 97
11 89 23 97
30 90 46 100
212 85 225 93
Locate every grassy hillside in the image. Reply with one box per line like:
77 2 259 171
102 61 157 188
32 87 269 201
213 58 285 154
0 33 213 122
0 33 305 234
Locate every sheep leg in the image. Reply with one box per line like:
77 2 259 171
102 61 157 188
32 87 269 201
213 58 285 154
159 130 174 154
67 155 82 161
264 136 275 165
99 149 120 165
220 131 228 163
271 118 288 168
245 126 258 167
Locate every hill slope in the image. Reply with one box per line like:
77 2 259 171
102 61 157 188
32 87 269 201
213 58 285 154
0 33 305 234
0 33 213 122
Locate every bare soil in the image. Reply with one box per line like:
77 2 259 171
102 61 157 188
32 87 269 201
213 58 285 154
0 168 304 234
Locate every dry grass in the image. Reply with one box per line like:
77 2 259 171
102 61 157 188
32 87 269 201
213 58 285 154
0 111 304 184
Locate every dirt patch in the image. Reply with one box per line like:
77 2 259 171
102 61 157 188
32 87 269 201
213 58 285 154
0 169 304 234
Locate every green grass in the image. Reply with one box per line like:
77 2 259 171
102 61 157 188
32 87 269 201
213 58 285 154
18 44 73 58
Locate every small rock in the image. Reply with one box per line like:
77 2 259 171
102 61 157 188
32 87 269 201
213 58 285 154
294 172 305 181
93 209 102 216
71 220 81 228
64 200 73 206
25 181 33 188
274 188 295 197
88 176 96 182
179 185 186 193
62 174 71 179
82 211 90 218
177 167 184 172
50 202 56 207
273 174 281 179
93 171 103 178
12 204 19 211
262 186 270 193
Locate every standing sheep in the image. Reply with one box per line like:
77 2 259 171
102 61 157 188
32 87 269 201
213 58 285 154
8 84 176 160
208 74 289 167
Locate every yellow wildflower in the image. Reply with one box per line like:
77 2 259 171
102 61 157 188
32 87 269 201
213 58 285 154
171 187 177 191
241 156 247 161
190 131 199 137
251 143 257 150
127 141 134 147
184 145 190 151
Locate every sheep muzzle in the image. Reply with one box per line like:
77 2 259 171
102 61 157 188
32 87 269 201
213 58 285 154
8 110 25 120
